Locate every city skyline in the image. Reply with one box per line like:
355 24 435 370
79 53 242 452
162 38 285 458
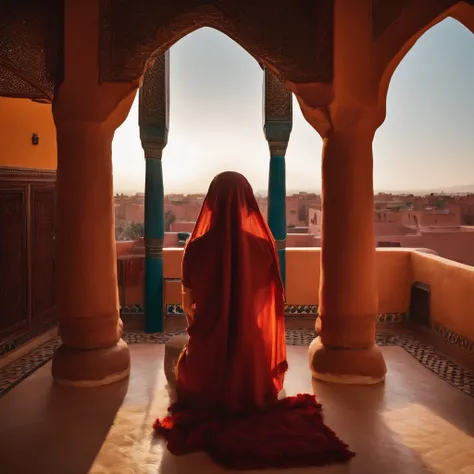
114 187 474 197
112 19 474 195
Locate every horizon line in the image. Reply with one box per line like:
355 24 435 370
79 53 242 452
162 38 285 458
114 188 474 196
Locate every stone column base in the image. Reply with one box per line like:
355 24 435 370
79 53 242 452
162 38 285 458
164 335 189 385
52 338 131 387
308 337 386 385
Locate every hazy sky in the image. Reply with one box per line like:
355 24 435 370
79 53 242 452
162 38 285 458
112 19 474 195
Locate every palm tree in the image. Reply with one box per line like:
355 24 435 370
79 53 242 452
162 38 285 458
129 222 144 240
164 210 176 231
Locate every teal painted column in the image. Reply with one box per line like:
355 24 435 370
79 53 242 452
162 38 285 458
139 52 169 333
268 155 287 285
263 68 292 287
144 156 164 332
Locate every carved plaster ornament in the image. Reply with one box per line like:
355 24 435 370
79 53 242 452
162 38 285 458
138 51 170 160
263 67 292 157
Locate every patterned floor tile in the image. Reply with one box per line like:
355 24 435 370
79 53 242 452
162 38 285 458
1 329 473 401
0 337 61 398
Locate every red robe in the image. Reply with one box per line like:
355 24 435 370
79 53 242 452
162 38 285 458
154 172 353 469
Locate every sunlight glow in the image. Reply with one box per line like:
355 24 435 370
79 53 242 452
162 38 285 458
382 403 474 473
113 20 474 195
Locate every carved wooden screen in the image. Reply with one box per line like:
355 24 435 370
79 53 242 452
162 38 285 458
0 185 28 336
0 168 56 348
30 184 56 322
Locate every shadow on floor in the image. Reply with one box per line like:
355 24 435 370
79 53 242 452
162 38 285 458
0 371 129 474
2 344 474 474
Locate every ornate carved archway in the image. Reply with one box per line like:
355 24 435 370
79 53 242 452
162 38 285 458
99 0 334 85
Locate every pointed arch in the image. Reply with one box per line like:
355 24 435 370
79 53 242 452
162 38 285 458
376 1 474 117
99 1 334 85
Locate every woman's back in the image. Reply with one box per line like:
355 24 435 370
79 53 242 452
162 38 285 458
155 172 354 470
179 229 285 412
177 172 287 412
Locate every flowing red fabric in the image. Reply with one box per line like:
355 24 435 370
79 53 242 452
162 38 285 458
154 172 354 469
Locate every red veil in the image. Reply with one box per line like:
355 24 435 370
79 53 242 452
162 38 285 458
154 172 354 469
178 171 287 412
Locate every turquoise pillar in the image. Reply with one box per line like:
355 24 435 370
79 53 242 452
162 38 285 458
263 68 292 287
144 157 164 332
139 52 169 333
268 155 287 285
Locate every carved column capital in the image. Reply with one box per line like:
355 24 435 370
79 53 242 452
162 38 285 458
139 52 169 157
269 142 289 157
143 144 165 160
263 68 293 157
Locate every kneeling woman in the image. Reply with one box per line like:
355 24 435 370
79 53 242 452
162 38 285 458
154 171 353 469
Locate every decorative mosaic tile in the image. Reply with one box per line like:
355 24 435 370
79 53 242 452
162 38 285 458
284 304 318 315
432 320 474 355
122 303 408 323
0 319 58 357
382 333 474 399
314 313 408 326
166 304 184 315
376 313 409 323
169 304 319 315
2 329 474 401
120 304 145 315
122 329 318 347
124 304 321 316
123 330 186 345
0 337 61 399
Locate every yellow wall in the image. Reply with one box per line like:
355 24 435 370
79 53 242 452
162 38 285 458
0 98 57 169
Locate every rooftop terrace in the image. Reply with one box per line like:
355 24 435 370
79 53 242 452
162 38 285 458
1 248 474 473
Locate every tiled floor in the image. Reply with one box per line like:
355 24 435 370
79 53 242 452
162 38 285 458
1 329 474 473
2 329 474 399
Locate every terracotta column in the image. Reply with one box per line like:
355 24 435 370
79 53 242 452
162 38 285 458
263 68 293 285
50 0 138 386
308 115 386 384
51 110 135 386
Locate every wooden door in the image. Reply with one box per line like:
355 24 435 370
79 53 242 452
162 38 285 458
30 184 56 322
0 186 28 336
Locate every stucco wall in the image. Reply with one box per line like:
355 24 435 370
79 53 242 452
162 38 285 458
170 222 195 232
374 222 406 236
286 233 317 247
376 249 412 314
120 248 416 314
411 252 474 341
116 241 135 256
118 247 474 346
285 248 320 304
378 232 474 266
0 98 57 169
